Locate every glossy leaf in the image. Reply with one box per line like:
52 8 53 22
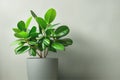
11 39 25 46
29 48 36 56
30 10 37 18
15 46 30 54
46 29 54 37
17 39 26 43
52 42 64 50
46 23 60 30
43 38 50 46
12 28 21 33
42 43 46 50
48 46 57 52
28 41 36 45
17 21 26 31
29 26 36 35
55 25 70 38
25 16 32 28
29 32 38 38
12 39 26 45
14 45 23 54
44 8 56 23
11 40 21 46
57 38 73 46
36 17 47 29
14 31 29 38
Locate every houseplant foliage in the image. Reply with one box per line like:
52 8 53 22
12 8 73 58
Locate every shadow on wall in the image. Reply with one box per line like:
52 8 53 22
57 34 108 80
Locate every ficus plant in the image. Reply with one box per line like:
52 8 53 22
12 8 73 58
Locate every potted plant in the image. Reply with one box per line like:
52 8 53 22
12 8 73 80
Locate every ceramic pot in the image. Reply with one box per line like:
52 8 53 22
27 58 58 80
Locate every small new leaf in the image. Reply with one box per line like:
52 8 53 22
25 16 32 28
30 10 37 18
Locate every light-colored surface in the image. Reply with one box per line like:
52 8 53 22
0 0 120 80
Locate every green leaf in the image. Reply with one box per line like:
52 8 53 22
14 31 29 38
48 46 57 52
36 17 47 29
29 32 38 38
29 26 38 38
17 39 26 43
28 41 36 45
55 25 70 38
25 16 32 28
11 40 21 46
46 29 54 37
38 42 43 51
57 38 73 46
52 42 64 50
42 43 46 50
12 28 21 33
11 39 26 46
29 26 36 35
46 23 60 30
44 8 56 24
14 45 23 54
17 21 26 31
29 48 36 56
43 38 50 46
30 10 37 18
15 46 30 54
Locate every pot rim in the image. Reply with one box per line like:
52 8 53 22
27 57 58 60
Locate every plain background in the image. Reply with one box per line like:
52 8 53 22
0 0 120 80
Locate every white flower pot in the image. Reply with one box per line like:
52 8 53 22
27 58 58 80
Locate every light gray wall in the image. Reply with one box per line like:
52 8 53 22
0 0 120 80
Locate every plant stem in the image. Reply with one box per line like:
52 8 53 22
36 50 42 58
43 50 45 58
45 47 48 58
